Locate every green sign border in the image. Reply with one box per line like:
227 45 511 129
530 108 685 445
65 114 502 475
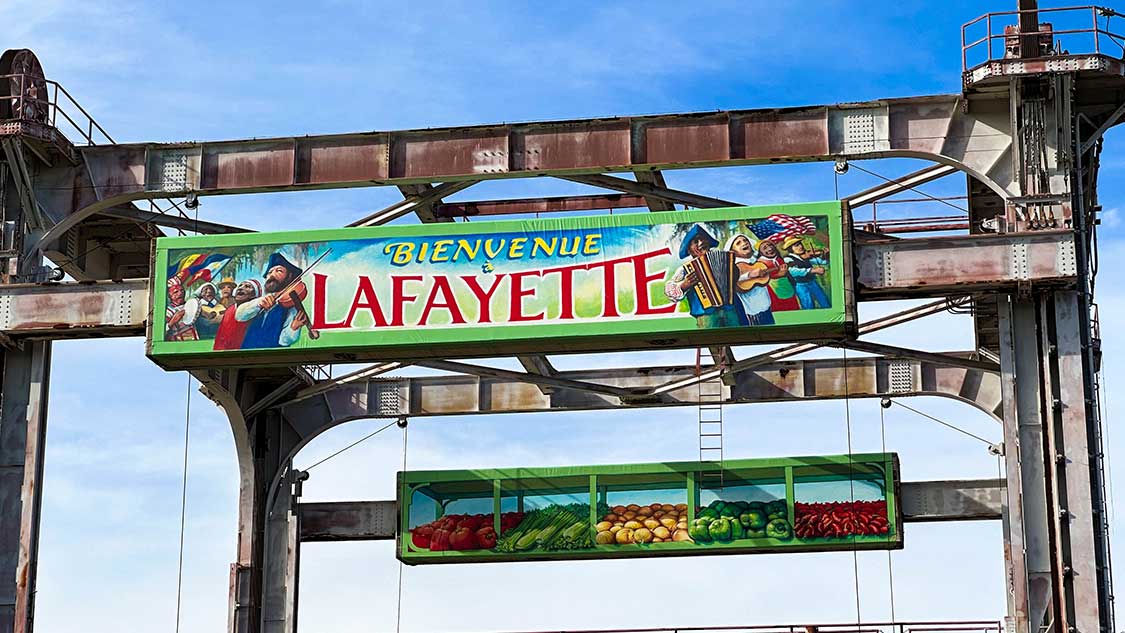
397 453 901 565
148 201 855 368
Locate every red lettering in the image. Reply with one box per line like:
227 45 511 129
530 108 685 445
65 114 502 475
341 275 389 328
633 248 677 315
390 275 424 327
462 274 506 323
508 270 544 322
312 273 350 329
588 260 620 318
418 276 466 325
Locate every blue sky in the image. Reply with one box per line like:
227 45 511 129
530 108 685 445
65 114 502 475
6 1 1125 632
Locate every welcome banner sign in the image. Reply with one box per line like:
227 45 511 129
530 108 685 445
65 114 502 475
148 201 854 368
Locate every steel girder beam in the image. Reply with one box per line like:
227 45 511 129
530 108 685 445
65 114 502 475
0 342 50 633
40 93 1021 253
98 205 250 235
844 164 959 208
431 193 650 218
559 174 737 209
295 479 1004 542
277 352 1003 422
0 230 1076 340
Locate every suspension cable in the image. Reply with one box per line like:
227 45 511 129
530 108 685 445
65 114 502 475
886 399 995 446
396 418 409 633
174 373 192 633
842 348 861 624
879 401 897 622
847 162 970 214
303 419 398 471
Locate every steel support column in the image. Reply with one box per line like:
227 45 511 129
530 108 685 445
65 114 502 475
0 342 50 633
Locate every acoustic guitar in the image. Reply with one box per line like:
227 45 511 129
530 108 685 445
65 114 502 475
735 261 773 291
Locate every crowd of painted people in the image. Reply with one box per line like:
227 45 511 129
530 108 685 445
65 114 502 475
664 224 830 328
164 252 310 350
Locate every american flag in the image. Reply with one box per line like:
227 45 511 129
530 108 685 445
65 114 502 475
748 214 817 243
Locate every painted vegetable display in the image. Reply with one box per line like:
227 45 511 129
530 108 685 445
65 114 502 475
695 499 792 542
408 511 524 552
494 503 597 553
595 502 693 544
793 500 890 538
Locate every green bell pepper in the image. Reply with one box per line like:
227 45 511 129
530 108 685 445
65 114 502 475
688 519 712 543
698 507 719 521
719 505 739 519
728 518 745 540
746 528 766 539
765 518 792 540
739 510 767 531
708 517 733 542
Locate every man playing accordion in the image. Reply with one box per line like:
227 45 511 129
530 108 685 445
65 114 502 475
664 224 748 329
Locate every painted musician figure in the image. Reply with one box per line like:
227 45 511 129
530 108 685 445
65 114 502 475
754 239 801 312
781 236 830 309
164 278 199 341
239 252 310 349
725 234 774 325
664 224 747 329
213 279 263 351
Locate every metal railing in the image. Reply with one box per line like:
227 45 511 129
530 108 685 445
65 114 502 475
494 620 1003 633
962 5 1125 71
0 73 114 145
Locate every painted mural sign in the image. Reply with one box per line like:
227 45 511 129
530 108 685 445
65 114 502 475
398 453 901 564
147 202 853 368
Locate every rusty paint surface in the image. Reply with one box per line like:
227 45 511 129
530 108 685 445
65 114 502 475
1 280 148 333
202 143 295 190
734 108 828 159
640 116 729 164
296 136 389 184
391 129 509 179
513 121 631 171
433 193 648 217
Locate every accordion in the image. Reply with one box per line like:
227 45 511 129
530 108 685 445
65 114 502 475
687 250 736 309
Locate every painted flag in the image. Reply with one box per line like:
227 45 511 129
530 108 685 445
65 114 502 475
748 214 817 243
167 252 231 286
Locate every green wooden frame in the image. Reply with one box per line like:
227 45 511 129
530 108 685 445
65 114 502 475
397 453 901 564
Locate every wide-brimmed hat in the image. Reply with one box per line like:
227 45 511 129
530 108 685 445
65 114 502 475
264 252 302 279
218 276 236 289
678 224 719 259
780 236 804 250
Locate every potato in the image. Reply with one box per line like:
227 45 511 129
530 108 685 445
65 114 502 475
653 537 664 543
603 513 618 522
653 526 671 539
672 529 693 542
661 504 675 512
623 520 643 530
633 527 653 543
610 525 622 534
612 505 627 515
615 528 634 544
626 504 640 512
595 530 615 545
623 511 637 520
660 517 677 530
614 521 624 528
676 521 688 531
675 503 688 512
653 511 665 519
650 503 662 511
596 521 613 532
637 507 653 517
643 518 660 530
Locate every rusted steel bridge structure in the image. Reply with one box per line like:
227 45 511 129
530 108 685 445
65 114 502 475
0 2 1123 632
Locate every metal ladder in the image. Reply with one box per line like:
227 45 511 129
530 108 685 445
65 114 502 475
696 347 725 489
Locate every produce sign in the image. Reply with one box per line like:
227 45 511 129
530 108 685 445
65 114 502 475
147 202 853 369
398 453 900 564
